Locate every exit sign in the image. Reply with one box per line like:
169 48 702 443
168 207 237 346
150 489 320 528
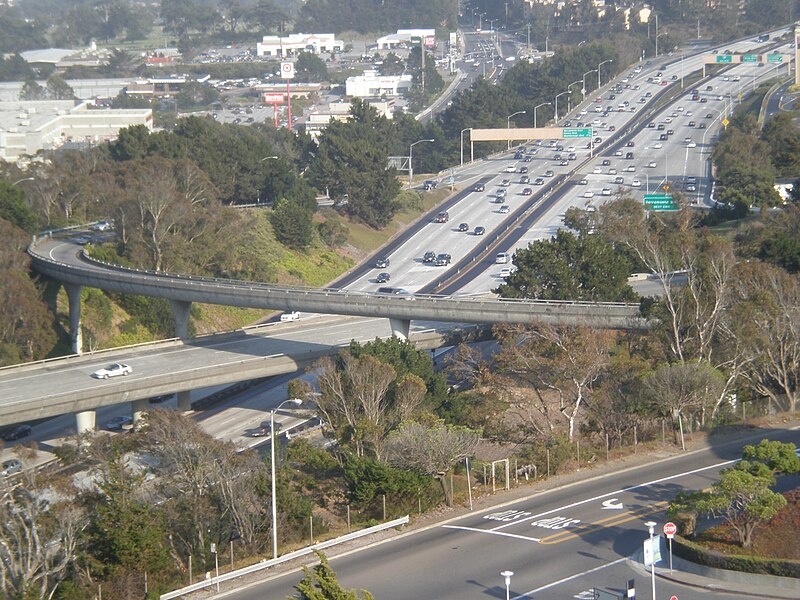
716 55 733 63
742 54 758 63
767 53 784 63
562 128 592 138
644 193 678 211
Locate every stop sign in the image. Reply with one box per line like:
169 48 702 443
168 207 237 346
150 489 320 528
663 522 677 537
670 596 678 600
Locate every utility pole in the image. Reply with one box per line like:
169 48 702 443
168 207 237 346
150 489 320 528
527 24 531 55
421 45 425 94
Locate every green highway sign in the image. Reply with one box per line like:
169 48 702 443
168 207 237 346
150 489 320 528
742 54 758 63
767 53 784 63
716 55 733 63
644 193 678 211
562 128 592 138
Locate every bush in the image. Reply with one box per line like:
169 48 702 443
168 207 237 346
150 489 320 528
672 535 800 577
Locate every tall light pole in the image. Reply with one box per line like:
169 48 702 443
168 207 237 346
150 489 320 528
533 102 551 128
644 521 657 600
554 91 569 122
409 139 434 186
567 80 581 113
654 13 659 57
598 59 612 88
460 128 472 166
500 570 514 600
271 397 303 560
582 69 597 101
506 110 526 150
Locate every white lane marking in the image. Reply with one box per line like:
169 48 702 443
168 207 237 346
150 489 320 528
491 457 739 532
441 525 539 543
601 498 623 510
530 516 581 530
513 557 628 599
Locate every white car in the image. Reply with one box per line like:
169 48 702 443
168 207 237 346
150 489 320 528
647 161 657 168
583 191 595 198
495 252 511 264
503 165 517 173
92 220 113 232
280 311 300 322
601 187 612 196
653 142 663 149
592 167 602 174
632 178 642 187
623 165 636 172
687 141 697 148
92 363 132 379
499 266 515 278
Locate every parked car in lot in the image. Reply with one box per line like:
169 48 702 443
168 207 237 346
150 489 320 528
495 252 511 264
601 187 612 196
92 363 132 379
1 459 22 477
104 415 133 431
2 424 32 441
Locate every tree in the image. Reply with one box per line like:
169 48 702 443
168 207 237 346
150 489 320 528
20 79 46 101
249 0 288 33
270 198 314 249
0 180 36 232
295 52 329 83
384 420 480 507
742 440 800 475
46 74 75 100
495 229 637 302
295 551 374 600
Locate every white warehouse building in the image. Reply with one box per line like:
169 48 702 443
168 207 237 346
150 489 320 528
256 33 343 57
345 71 413 98
0 100 152 162
377 29 436 49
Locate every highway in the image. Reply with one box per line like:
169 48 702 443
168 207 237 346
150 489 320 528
213 427 800 600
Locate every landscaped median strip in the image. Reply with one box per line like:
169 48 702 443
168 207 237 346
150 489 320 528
159 516 409 600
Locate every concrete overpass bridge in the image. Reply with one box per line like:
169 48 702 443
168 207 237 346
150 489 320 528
11 218 647 434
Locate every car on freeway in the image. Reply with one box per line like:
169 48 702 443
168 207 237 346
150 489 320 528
559 159 569 166
457 222 469 232
1 459 22 477
501 179 511 187
544 170 555 177
521 187 532 196
423 180 437 190
496 188 507 199
474 226 486 236
250 420 282 437
104 416 133 431
474 183 485 192
376 272 391 283
533 177 544 185
632 178 642 187
519 166 528 174
73 235 91 245
520 175 530 184
2 424 32 441
434 211 449 223
423 250 437 263
523 155 533 162
686 183 697 192
92 220 113 231
503 165 516 173
499 205 510 214
434 253 451 266
92 363 132 379
377 287 412 297
280 311 300 322
375 257 390 268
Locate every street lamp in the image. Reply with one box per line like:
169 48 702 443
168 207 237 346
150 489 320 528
567 80 581 113
500 570 514 600
554 91 569 122
270 397 303 560
261 155 278 162
598 59 613 88
10 177 34 186
582 69 597 100
533 102 551 128
409 139 434 186
506 110 526 150
644 521 657 600
460 128 472 166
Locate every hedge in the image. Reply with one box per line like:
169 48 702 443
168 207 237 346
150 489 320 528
672 535 800 578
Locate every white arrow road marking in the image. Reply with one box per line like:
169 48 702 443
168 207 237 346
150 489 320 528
601 498 623 510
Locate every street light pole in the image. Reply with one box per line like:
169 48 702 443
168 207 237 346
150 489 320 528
582 69 597 101
460 128 472 166
533 102 551 128
409 138 435 187
567 80 581 113
500 570 514 600
271 398 303 560
598 59 613 88
645 521 657 600
506 110 526 150
554 91 569 122
10 177 34 186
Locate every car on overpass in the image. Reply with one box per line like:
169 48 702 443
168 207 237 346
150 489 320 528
92 363 132 379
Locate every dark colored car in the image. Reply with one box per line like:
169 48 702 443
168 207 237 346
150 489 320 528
601 159 611 166
374 257 390 268
251 420 282 437
2 425 32 441
376 272 391 283
423 180 437 190
434 253 451 266
474 226 486 235
473 183 485 192
522 187 532 195
457 222 469 232
520 175 530 184
519 166 528 174
423 251 437 263
148 394 173 404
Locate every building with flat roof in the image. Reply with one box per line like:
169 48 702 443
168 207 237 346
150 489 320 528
377 29 436 49
0 100 152 162
256 33 343 57
304 99 394 140
345 70 413 98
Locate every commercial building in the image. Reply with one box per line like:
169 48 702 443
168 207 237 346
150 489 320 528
0 100 152 162
345 70 413 98
256 33 343 57
377 29 436 50
304 99 394 140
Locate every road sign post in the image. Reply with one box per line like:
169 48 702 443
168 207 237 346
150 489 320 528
562 127 592 138
664 522 677 573
643 193 677 211
715 55 733 63
767 53 784 63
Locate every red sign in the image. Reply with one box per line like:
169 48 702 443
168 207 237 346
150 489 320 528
263 93 285 103
663 522 677 537
670 596 678 600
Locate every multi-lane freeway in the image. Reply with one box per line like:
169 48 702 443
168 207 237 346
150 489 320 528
211 427 800 600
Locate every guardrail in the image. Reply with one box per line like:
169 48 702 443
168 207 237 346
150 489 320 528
159 516 410 599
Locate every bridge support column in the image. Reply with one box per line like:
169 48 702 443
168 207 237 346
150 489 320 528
177 390 192 412
170 300 192 340
388 318 411 340
65 284 83 354
132 398 148 428
75 410 95 434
